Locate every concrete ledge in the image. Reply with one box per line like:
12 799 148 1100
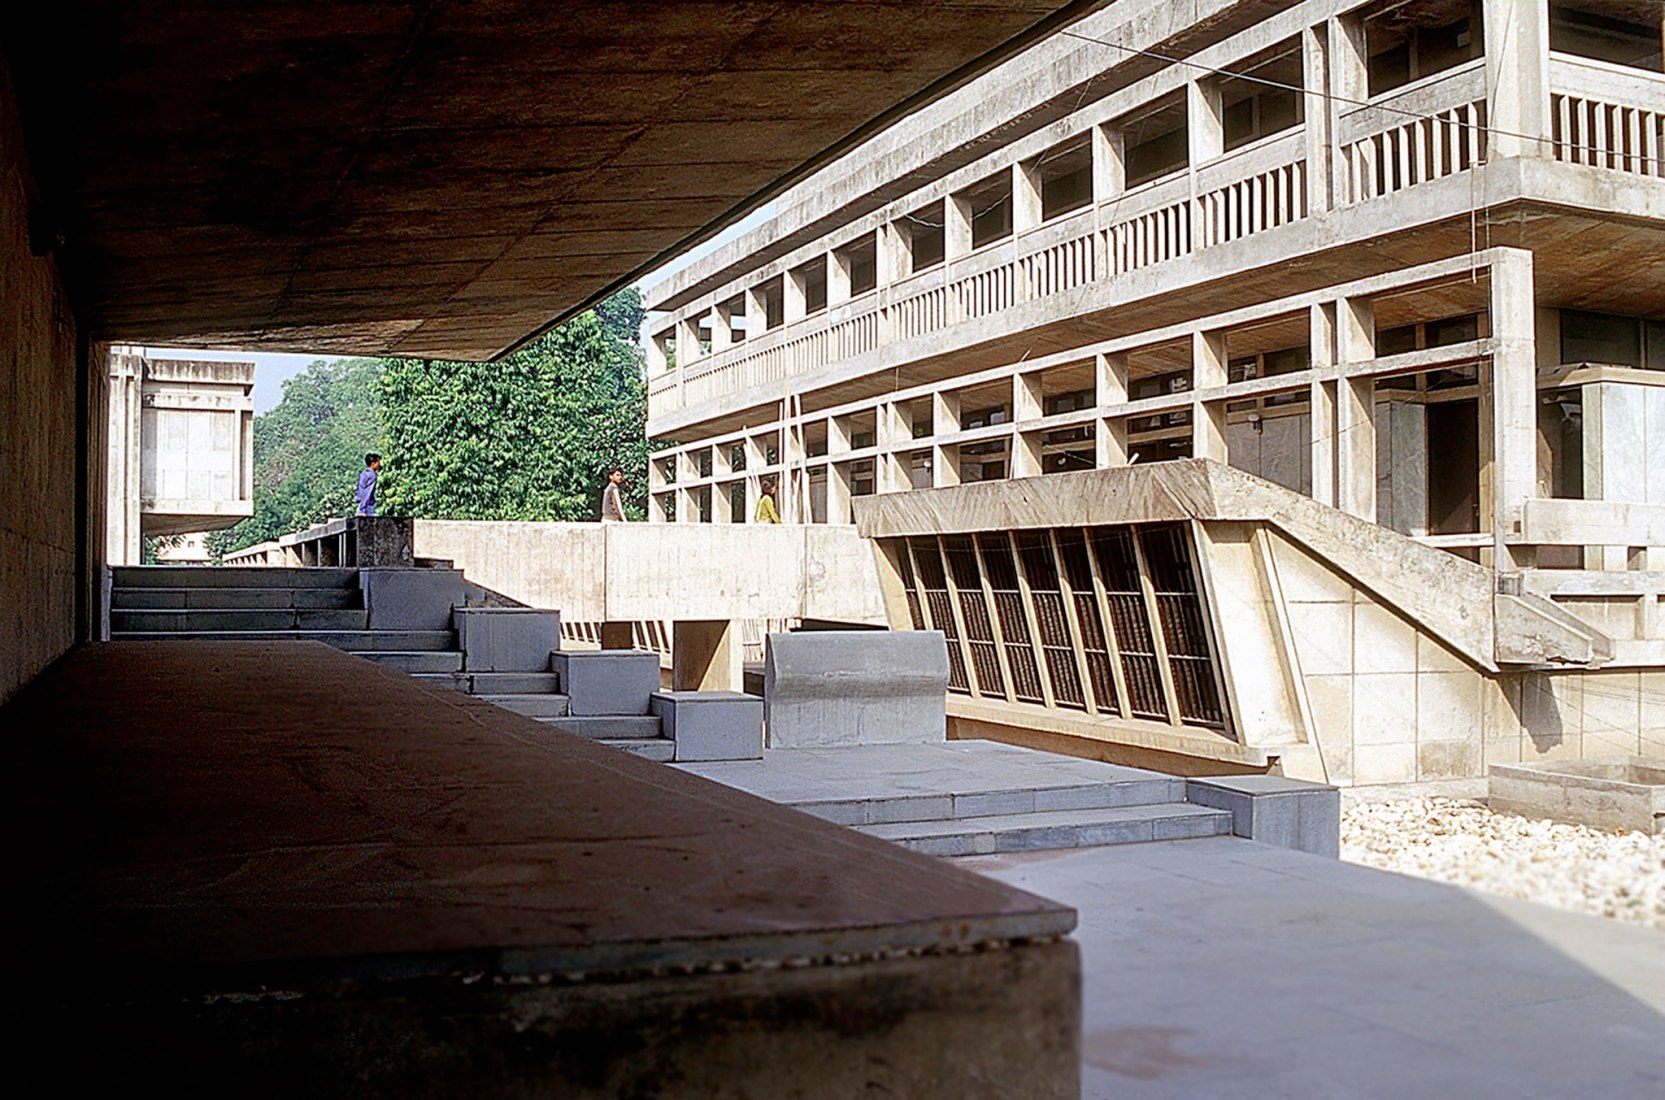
1185 775 1340 857
455 607 561 672
1489 758 1665 834
555 649 661 716
362 568 467 631
653 690 763 762
763 630 949 749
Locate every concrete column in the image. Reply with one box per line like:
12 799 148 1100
1309 303 1338 507
709 304 732 354
1012 373 1044 477
932 391 962 487
649 493 671 523
1192 331 1229 461
784 266 807 323
1188 80 1224 165
1095 124 1126 201
879 222 910 285
827 461 854 524
1302 22 1333 213
677 316 702 365
1096 351 1129 468
1329 15 1368 200
1014 160 1044 231
946 194 973 258
599 621 635 650
744 285 767 334
1486 249 1540 570
878 402 913 494
829 246 853 306
1485 0 1550 159
1014 371 1044 423
675 451 699 525
646 330 668 374
672 620 743 692
1335 297 1377 519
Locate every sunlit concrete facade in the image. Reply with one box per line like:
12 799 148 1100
646 0 1665 783
105 350 254 565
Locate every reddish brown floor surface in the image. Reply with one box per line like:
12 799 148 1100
4 642 1071 995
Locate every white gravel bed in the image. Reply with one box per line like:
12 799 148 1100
1341 793 1665 930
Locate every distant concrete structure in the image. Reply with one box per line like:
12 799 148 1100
106 349 253 564
643 0 1665 784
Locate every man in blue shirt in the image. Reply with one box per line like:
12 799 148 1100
356 453 381 516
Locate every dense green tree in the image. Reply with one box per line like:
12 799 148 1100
208 357 386 555
376 289 649 520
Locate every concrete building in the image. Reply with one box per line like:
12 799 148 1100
105 350 254 565
644 0 1665 784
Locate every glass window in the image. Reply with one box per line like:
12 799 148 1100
1561 309 1642 366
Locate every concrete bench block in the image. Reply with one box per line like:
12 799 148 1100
652 691 763 762
361 568 467 631
1186 775 1340 857
763 630 949 749
456 607 561 672
555 650 660 716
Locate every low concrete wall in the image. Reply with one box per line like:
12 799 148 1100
412 520 888 625
764 630 949 748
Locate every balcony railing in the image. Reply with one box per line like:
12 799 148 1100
649 52 1659 425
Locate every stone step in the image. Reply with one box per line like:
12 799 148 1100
355 651 465 674
110 566 360 590
479 693 571 717
111 586 362 611
536 715 663 740
856 803 1232 858
110 608 369 632
110 629 455 651
412 671 563 694
789 774 1186 828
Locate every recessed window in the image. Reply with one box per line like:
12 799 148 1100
793 256 827 315
1364 0 1484 97
1550 2 1664 72
1120 96 1189 188
958 171 1014 249
1560 308 1662 367
1219 44 1304 152
758 276 785 330
1034 136 1094 220
902 202 945 273
836 233 878 295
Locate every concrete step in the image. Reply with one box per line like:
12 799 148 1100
790 773 1185 828
412 671 563 694
611 738 676 762
479 693 570 717
111 587 361 611
355 651 465 673
536 715 663 740
110 629 455 651
110 566 360 590
110 608 369 632
857 803 1232 858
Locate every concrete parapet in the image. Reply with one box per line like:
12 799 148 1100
1185 774 1340 857
555 650 660 716
354 516 415 567
456 607 561 672
653 690 764 761
1488 759 1665 835
763 630 949 749
362 568 468 631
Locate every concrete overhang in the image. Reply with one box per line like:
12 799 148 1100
1 1 1108 361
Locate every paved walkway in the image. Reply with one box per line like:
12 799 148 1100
966 838 1665 1099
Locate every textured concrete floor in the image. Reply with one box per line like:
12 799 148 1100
964 838 1665 1099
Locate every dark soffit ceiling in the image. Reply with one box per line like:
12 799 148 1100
2 0 1103 360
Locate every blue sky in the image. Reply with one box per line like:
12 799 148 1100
156 202 777 414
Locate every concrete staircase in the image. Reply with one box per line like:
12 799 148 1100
680 743 1235 857
108 566 675 760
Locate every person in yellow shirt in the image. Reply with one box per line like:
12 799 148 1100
755 479 782 524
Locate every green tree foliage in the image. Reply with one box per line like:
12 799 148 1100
376 289 649 521
208 357 386 555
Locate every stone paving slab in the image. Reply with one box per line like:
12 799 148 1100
964 837 1665 1098
677 740 1181 812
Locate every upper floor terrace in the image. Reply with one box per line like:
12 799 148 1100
646 0 1665 438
